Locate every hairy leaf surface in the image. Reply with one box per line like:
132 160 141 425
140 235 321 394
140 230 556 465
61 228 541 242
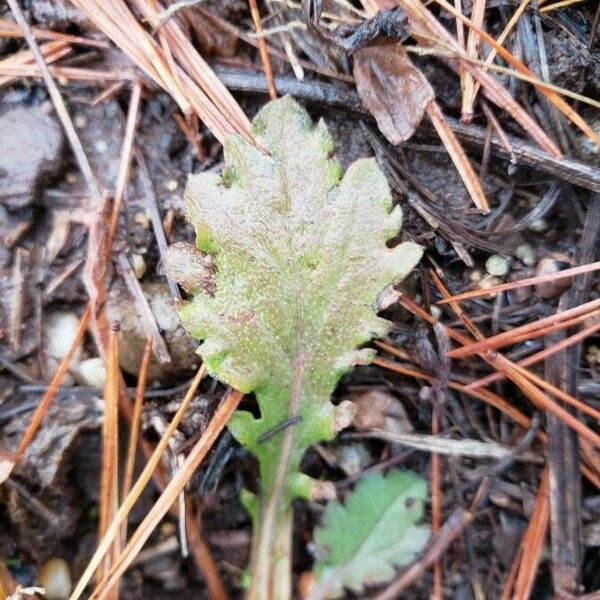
166 96 422 503
313 471 430 598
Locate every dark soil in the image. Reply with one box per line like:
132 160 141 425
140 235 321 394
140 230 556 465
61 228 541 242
1 1 599 599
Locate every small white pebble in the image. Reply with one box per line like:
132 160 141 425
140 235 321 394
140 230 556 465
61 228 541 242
45 312 81 362
165 179 179 192
134 211 150 229
39 558 72 600
486 255 510 277
75 357 107 388
74 115 87 129
131 253 147 279
477 275 501 298
65 172 77 184
430 305 442 321
528 218 548 233
515 243 536 267
95 140 108 154
469 269 483 283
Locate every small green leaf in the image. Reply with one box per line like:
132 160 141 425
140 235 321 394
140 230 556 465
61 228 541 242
313 471 430 598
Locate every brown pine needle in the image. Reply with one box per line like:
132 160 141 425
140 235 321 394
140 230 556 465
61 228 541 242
467 320 600 389
461 0 485 121
69 364 207 600
373 357 532 430
0 40 72 87
426 100 489 211
0 17 110 48
399 0 562 157
540 0 589 11
495 355 600 450
98 324 121 599
431 0 600 149
447 299 600 358
512 466 550 599
432 272 600 445
108 80 142 248
471 0 531 103
88 389 243 600
12 307 91 465
437 260 600 304
248 0 277 100
496 359 600 422
121 336 152 539
431 410 442 600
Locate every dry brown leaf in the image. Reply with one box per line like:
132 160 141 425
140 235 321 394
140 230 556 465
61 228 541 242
354 42 434 144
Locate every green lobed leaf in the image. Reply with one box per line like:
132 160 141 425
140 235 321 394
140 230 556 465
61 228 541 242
313 471 430 598
166 96 422 503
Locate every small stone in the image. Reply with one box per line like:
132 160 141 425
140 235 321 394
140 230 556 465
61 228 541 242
0 106 64 209
528 218 549 233
350 390 413 434
586 345 600 365
43 311 82 384
515 243 536 267
39 558 72 600
486 254 510 277
131 253 147 279
534 255 573 298
477 276 501 298
65 172 77 184
134 211 151 229
75 357 107 388
106 280 199 381
469 269 483 283
74 114 87 129
430 305 442 321
165 179 179 191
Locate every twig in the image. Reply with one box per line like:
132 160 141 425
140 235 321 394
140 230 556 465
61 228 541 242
211 66 600 192
9 248 28 352
134 147 182 302
374 508 474 600
115 253 172 364
152 0 205 32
